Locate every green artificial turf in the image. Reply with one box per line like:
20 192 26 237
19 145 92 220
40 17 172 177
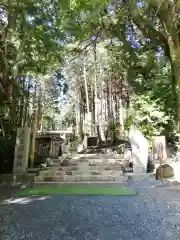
15 186 136 197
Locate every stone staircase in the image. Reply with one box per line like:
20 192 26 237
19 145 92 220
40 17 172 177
33 153 125 186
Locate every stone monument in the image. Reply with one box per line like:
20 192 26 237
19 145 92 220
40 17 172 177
13 127 31 174
129 124 148 173
152 136 167 164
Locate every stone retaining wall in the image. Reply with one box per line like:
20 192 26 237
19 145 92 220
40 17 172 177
0 174 35 186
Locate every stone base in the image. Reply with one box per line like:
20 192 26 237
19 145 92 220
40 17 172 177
156 164 174 180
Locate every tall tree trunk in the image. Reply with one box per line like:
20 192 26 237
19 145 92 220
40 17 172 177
37 84 44 131
107 83 111 118
169 44 180 134
93 42 98 128
30 108 38 168
83 53 90 135
119 98 124 138
75 96 81 138
93 42 102 143
24 77 31 127
30 85 37 168
21 76 27 127
5 4 15 124
119 77 124 138
109 78 113 118
83 53 90 114
79 101 84 141
75 101 80 136
92 84 96 131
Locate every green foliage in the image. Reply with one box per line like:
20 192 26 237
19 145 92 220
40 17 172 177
125 93 170 140
0 0 179 168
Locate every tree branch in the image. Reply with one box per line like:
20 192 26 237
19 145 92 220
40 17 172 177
125 0 167 46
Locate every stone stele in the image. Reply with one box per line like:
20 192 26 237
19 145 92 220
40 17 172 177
13 127 31 174
129 124 148 173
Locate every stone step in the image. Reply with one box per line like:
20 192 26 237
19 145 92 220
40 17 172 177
125 173 155 181
34 175 74 182
75 175 115 182
77 158 123 163
89 163 122 169
48 162 78 168
76 153 99 158
48 156 124 166
55 169 124 176
124 167 133 172
33 181 125 187
89 165 123 170
40 165 123 175
78 158 91 163
85 157 123 161
34 175 125 183
44 166 79 172
77 155 124 160
27 168 40 173
38 167 123 177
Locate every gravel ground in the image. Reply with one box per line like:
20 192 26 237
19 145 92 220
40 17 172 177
0 180 180 240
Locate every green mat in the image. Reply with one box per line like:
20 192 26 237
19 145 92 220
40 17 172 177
15 186 136 197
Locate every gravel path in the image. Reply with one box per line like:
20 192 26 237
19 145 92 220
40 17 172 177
0 180 180 240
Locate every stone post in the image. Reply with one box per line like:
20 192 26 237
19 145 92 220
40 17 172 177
13 127 31 174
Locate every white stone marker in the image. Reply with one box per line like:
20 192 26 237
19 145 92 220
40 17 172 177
129 124 149 173
13 127 31 174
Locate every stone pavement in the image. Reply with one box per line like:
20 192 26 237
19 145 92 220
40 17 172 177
1 180 180 239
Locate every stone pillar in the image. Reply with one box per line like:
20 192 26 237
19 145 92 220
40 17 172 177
13 127 31 174
119 98 124 138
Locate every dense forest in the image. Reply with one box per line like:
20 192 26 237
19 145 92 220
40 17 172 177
0 0 180 172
